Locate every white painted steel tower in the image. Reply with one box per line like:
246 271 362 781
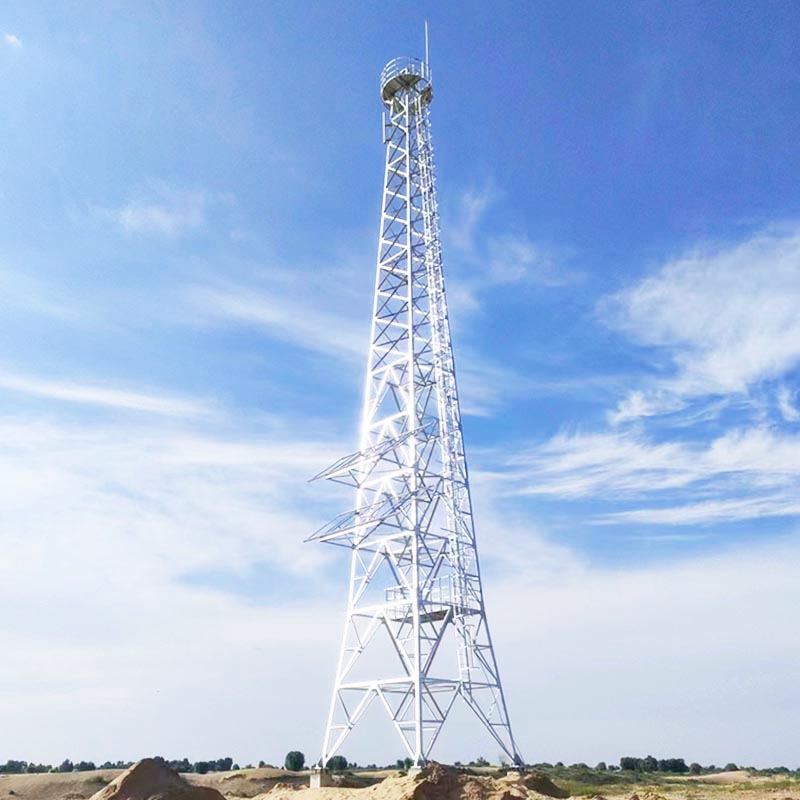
308 54 522 767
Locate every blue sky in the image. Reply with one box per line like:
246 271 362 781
2 0 800 769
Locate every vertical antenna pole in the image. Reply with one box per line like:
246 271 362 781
424 20 430 69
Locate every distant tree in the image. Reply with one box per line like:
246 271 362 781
396 759 405 770
642 756 658 772
658 759 688 774
689 763 703 775
194 762 210 775
326 756 348 772
404 758 414 770
724 763 739 772
232 764 240 771
258 761 267 769
620 757 640 772
555 762 565 769
58 760 74 773
284 752 305 772
75 762 96 772
0 761 28 774
595 762 607 772
572 763 589 770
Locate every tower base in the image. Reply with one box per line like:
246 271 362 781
309 769 335 788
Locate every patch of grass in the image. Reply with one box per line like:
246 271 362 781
754 779 800 791
528 766 700 797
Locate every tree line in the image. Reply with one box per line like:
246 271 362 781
2 754 798 776
0 758 247 775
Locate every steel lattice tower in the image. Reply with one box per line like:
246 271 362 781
308 54 521 767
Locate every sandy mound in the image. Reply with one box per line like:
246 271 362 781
258 764 567 800
512 773 569 799
406 764 514 800
696 772 754 785
89 759 226 800
376 764 562 800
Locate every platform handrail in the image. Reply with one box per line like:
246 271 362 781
380 56 430 93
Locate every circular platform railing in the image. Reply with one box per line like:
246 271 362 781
380 56 432 107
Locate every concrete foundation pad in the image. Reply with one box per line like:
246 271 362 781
309 769 335 788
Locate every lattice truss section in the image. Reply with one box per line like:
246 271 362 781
308 57 522 767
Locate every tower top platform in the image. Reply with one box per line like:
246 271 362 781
380 57 432 107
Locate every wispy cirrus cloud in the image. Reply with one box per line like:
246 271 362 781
0 411 343 762
103 183 210 237
487 233 579 288
4 410 798 766
448 184 497 253
605 496 800 526
189 280 365 361
444 184 582 304
189 278 535 419
602 224 800 423
495 425 800 525
0 368 213 418
0 267 79 321
777 384 800 423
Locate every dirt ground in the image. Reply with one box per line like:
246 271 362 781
1 763 798 800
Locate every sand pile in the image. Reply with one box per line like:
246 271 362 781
511 773 569 799
370 764 561 800
88 759 226 800
261 764 567 800
404 763 509 800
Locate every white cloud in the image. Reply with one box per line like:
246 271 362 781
777 384 800 422
607 388 687 424
446 186 579 299
0 417 336 580
487 234 579 288
0 412 346 764
189 282 365 360
2 408 798 766
457 356 534 418
108 184 208 237
0 267 79 321
4 33 22 49
603 225 800 420
0 369 212 418
448 184 496 252
189 278 530 419
605 496 800 526
489 535 800 766
499 425 800 525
